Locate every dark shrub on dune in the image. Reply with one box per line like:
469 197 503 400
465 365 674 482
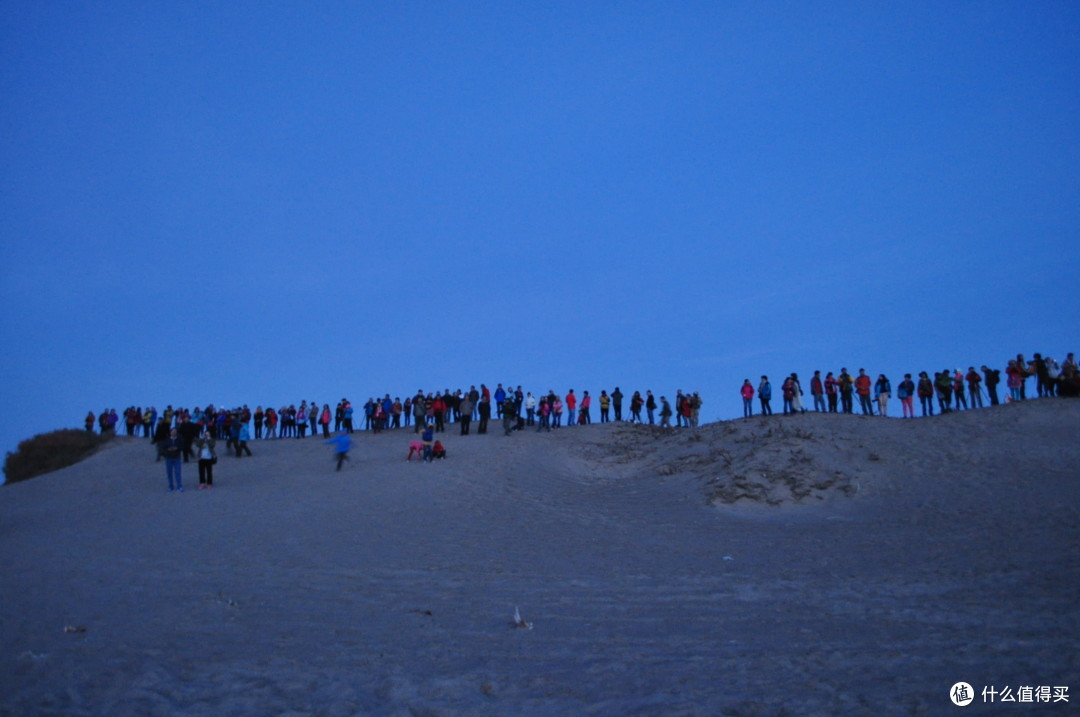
3 430 112 485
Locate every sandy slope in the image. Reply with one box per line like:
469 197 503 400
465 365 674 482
1 400 1078 716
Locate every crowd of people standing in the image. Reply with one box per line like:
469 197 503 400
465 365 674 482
84 350 1075 460
739 351 1077 419
83 384 707 451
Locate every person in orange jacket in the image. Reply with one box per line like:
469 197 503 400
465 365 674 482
855 369 873 415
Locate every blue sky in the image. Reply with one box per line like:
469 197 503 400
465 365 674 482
2 1 1078 470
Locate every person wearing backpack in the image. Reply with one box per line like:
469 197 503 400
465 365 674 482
917 372 935 416
838 369 855 414
897 374 915 418
934 371 954 412
965 368 983 408
982 365 1001 406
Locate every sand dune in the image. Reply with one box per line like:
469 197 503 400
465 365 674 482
2 400 1078 715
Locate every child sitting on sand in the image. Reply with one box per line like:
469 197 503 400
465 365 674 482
432 440 446 459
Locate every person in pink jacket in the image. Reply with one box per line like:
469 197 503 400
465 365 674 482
740 379 755 417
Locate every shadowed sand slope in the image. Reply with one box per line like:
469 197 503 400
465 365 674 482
2 400 1078 716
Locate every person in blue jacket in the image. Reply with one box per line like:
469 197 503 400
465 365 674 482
757 376 773 416
324 432 351 471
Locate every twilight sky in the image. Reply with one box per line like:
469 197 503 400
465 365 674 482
2 1 1077 470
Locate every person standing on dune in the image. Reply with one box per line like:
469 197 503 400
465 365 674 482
855 369 873 416
659 396 673 427
917 372 935 416
811 371 825 412
758 376 772 416
874 374 891 417
839 369 855 414
741 380 755 418
898 374 915 418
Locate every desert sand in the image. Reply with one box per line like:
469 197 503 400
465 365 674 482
2 399 1077 716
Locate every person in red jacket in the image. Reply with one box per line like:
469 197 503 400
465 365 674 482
433 395 446 432
810 371 825 412
740 380 755 417
855 369 873 415
565 390 577 426
824 372 839 413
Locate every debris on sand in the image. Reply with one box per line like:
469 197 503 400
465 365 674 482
511 606 533 630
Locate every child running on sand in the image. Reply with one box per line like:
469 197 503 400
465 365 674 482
323 432 351 471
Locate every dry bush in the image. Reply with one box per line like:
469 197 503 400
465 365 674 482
3 430 112 485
